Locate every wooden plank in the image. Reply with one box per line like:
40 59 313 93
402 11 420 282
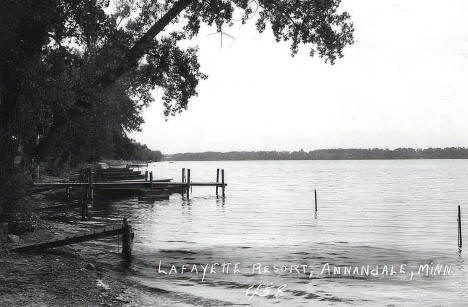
126 164 146 168
12 226 124 252
95 175 145 181
95 169 135 173
95 171 142 176
96 187 146 191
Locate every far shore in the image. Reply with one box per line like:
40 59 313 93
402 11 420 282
163 147 468 161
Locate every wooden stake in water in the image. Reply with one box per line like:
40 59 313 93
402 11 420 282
181 168 186 196
122 218 133 260
221 169 225 198
145 171 148 182
187 169 191 199
216 168 220 197
458 205 462 249
314 189 318 212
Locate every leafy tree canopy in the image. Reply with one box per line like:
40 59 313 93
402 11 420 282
0 0 353 200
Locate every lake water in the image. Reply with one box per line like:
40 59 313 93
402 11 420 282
85 160 468 306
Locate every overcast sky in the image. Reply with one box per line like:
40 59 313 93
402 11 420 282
130 0 468 154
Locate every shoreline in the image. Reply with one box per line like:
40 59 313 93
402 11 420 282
0 178 137 306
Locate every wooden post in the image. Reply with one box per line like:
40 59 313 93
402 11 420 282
67 151 71 181
145 171 148 181
149 171 153 189
66 186 70 201
187 169 191 199
36 164 40 182
182 168 186 195
81 201 88 220
122 218 133 260
83 170 88 201
221 169 225 198
458 205 462 249
314 189 318 212
216 168 220 197
88 168 93 202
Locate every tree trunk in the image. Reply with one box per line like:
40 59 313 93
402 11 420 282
0 66 19 177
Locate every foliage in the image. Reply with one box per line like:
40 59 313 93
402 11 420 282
0 0 354 212
112 135 163 161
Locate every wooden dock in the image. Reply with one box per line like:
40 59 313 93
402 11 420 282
22 167 228 262
33 181 226 188
36 167 227 200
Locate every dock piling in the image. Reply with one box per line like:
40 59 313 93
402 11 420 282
181 168 186 195
221 169 225 198
145 171 148 181
187 169 191 199
216 169 220 197
149 171 153 189
458 205 462 249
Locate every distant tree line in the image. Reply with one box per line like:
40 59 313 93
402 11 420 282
130 143 163 162
164 148 468 161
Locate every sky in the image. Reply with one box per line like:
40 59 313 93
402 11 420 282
130 0 468 154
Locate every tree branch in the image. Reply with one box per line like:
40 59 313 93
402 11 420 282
97 0 194 87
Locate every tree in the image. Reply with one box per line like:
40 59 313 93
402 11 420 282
0 0 354 211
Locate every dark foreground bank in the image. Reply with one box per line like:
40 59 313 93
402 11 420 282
0 183 139 306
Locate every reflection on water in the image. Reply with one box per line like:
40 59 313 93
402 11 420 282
85 160 467 305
